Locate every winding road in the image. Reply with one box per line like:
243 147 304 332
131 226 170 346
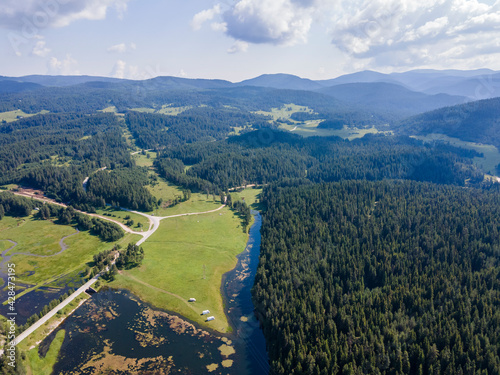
13 197 226 345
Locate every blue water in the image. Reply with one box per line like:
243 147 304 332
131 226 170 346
47 211 269 374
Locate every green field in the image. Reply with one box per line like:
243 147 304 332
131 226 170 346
280 122 390 139
413 133 500 176
255 103 316 121
158 104 192 116
25 329 66 375
146 178 222 217
95 207 149 230
111 188 261 332
111 206 248 332
0 110 49 123
133 151 157 167
0 215 141 289
98 106 118 113
230 188 264 211
153 193 222 217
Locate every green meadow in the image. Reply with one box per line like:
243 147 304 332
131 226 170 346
24 329 66 375
112 207 248 332
133 150 157 167
111 188 262 333
147 177 222 217
0 109 49 123
0 215 140 292
95 206 149 230
255 103 316 121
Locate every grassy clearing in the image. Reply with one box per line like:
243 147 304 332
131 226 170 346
146 177 222 217
133 151 157 168
0 215 141 288
230 188 264 211
147 178 183 204
0 184 19 191
412 133 500 176
111 205 248 332
122 127 137 149
158 104 192 116
254 103 316 121
95 207 149 230
48 155 72 167
0 110 49 123
24 329 65 375
0 216 74 257
228 126 247 136
151 192 222 217
98 106 118 113
282 122 389 139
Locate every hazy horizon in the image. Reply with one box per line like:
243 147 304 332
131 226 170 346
1 0 500 81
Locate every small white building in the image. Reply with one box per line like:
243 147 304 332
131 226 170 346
202 310 210 315
188 298 196 302
206 316 215 321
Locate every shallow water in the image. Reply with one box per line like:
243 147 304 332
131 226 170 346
47 211 269 374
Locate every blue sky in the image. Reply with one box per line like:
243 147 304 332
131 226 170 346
1 0 499 82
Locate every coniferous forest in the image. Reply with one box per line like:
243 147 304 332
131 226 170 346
0 75 500 374
254 181 500 375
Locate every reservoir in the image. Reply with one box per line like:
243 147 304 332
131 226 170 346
47 211 269 374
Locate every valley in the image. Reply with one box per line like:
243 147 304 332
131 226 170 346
0 69 499 374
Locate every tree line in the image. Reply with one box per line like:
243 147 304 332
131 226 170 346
253 180 500 374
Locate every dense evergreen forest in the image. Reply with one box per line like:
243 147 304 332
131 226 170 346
156 130 483 192
125 107 270 149
1 76 500 374
397 98 500 148
254 181 500 375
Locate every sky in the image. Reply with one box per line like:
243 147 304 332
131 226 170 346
0 0 500 82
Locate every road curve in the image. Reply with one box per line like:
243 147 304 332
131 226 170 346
10 191 147 236
14 201 226 345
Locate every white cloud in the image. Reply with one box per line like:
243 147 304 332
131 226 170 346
193 0 500 71
107 42 136 53
191 4 221 31
110 59 127 79
227 40 249 54
330 0 500 62
107 43 126 53
110 61 171 80
32 39 50 57
222 0 315 45
0 0 130 29
48 54 79 75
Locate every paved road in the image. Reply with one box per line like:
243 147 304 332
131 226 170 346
13 202 226 345
12 275 99 346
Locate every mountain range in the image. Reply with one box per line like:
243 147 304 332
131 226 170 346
3 69 498 120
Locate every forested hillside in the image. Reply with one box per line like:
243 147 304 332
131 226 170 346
156 130 483 191
397 97 500 148
1 73 500 374
254 181 500 374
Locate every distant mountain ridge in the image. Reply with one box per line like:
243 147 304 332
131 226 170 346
318 82 468 118
237 73 324 91
1 69 499 99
